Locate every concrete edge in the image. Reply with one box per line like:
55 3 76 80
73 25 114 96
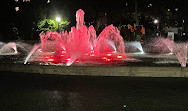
0 64 188 77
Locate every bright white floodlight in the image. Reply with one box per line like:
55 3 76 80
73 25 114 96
154 19 159 24
56 17 61 22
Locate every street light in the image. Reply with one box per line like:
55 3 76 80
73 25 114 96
56 17 61 32
153 19 160 36
153 19 159 24
56 17 61 22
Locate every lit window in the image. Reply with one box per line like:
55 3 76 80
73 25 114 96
23 0 30 2
15 7 19 11
148 4 152 7
125 3 128 6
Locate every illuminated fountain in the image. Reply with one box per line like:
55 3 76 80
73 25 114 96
150 37 188 67
150 37 174 54
125 41 144 54
173 42 188 67
24 9 125 66
0 42 32 55
0 42 17 55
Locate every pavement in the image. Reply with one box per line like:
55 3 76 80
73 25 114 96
0 52 188 111
1 72 188 111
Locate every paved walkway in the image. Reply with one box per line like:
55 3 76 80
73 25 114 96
1 72 188 111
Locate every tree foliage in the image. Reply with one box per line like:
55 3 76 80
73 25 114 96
38 19 69 31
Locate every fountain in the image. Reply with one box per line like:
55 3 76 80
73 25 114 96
22 9 188 67
150 37 188 67
125 41 144 54
24 9 125 65
0 42 32 55
149 37 174 54
0 42 18 55
173 42 188 67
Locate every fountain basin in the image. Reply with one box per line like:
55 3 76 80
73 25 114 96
0 63 188 77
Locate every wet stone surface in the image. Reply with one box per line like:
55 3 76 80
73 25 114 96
0 72 188 111
0 53 184 67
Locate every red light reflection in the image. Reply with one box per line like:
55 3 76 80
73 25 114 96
47 58 54 62
66 58 71 61
117 55 123 59
107 53 112 56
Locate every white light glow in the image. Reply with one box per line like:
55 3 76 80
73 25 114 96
148 4 152 7
23 0 30 2
47 0 50 3
15 7 19 11
154 19 159 24
56 17 61 22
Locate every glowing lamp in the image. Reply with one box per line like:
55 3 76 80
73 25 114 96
107 53 112 56
90 54 95 56
103 57 107 60
153 19 159 24
62 51 66 53
66 58 71 61
47 58 54 62
15 7 19 11
56 17 61 22
117 55 123 59
45 56 49 59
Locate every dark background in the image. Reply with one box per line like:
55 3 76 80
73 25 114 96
2 0 188 41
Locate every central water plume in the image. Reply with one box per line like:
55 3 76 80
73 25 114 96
25 9 125 65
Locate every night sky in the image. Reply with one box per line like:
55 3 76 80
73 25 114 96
2 0 188 40
6 0 188 22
